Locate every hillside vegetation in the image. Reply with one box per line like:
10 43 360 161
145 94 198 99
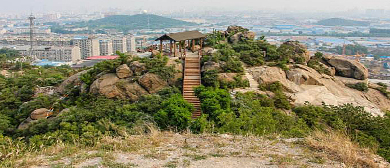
316 18 370 26
1 27 390 167
79 14 196 32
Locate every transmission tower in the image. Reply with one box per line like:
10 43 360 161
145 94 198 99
28 14 36 61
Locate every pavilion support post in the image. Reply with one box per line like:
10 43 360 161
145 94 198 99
192 39 195 52
199 38 203 56
184 41 187 57
169 40 172 56
179 41 182 54
159 40 163 54
174 41 177 57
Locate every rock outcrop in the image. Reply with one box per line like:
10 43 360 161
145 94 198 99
118 79 148 101
90 73 122 98
116 64 133 79
57 70 89 93
324 56 368 80
130 61 147 76
226 26 256 44
30 108 51 120
281 41 311 63
247 65 386 116
138 73 169 94
249 66 301 93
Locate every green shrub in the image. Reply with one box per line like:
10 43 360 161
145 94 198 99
154 94 193 131
347 82 368 92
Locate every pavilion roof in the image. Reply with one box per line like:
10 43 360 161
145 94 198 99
155 31 206 42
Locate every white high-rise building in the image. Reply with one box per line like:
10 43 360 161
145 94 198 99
16 46 81 63
72 37 100 59
112 37 127 53
126 35 136 53
99 39 113 56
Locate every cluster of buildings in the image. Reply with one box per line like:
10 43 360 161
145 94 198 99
0 34 136 64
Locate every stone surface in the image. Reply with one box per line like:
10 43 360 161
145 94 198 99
18 117 36 130
57 70 89 93
116 64 133 79
324 56 369 80
202 47 215 55
89 73 122 98
119 79 149 101
249 66 301 93
218 73 239 82
138 73 169 94
130 61 147 76
151 50 160 57
249 64 386 116
282 41 311 63
31 108 50 120
167 58 183 85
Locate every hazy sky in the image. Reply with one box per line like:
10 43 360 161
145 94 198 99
1 0 390 14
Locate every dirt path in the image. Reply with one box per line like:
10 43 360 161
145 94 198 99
20 133 348 168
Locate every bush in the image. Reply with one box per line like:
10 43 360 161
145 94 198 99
347 82 368 92
154 94 194 131
221 57 244 73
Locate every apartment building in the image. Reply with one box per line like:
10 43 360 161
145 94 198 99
126 35 136 53
72 36 100 59
112 37 127 53
15 46 81 63
99 39 113 55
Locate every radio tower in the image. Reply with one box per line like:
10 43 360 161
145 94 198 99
28 14 36 61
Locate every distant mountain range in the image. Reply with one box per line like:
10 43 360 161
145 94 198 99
78 14 197 31
316 18 370 27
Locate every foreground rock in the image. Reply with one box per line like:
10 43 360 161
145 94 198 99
90 73 121 98
324 56 368 80
248 65 386 116
57 70 89 93
116 64 133 79
31 108 51 120
138 73 169 94
226 26 256 44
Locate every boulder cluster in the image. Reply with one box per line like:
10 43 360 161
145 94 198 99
58 58 182 102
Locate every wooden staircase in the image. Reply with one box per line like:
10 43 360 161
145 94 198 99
183 54 202 119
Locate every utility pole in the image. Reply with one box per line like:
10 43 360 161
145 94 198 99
28 14 36 62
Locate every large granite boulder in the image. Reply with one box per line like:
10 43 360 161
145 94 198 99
130 61 147 76
89 73 122 98
151 50 160 57
202 47 215 55
281 41 311 63
118 79 149 101
324 56 368 80
138 73 168 94
31 108 50 120
167 58 183 85
18 117 36 130
248 65 385 116
57 70 89 93
226 26 256 44
116 64 133 79
249 66 301 93
287 65 324 86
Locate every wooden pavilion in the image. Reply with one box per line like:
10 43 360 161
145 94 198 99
155 31 206 57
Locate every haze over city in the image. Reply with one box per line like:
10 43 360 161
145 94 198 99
2 0 390 14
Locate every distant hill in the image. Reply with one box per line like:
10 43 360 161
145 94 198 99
77 14 197 31
316 18 370 26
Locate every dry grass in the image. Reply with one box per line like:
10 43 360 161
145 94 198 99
305 130 381 168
